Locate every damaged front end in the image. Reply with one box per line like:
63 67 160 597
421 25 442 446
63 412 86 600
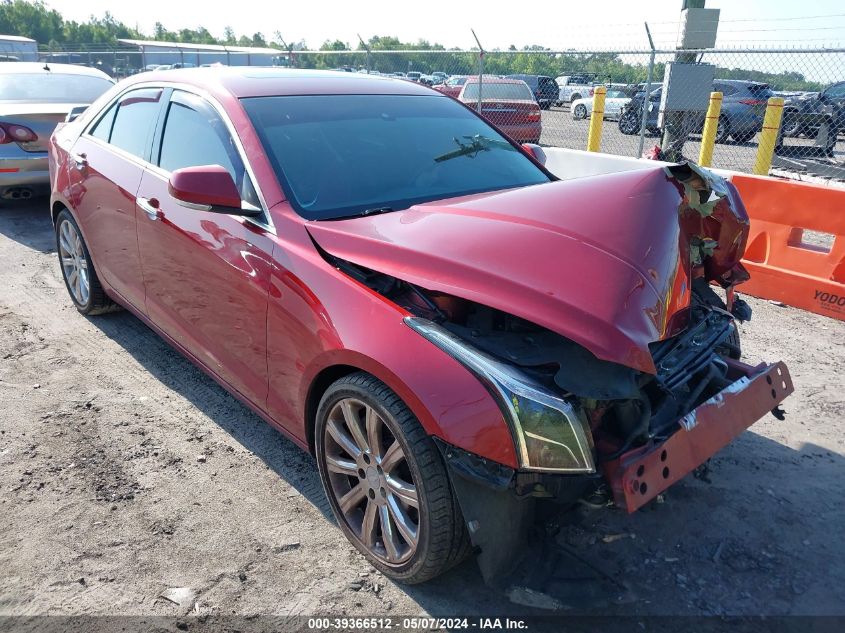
311 162 793 583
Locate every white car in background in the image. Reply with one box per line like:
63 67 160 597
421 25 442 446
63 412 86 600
571 88 632 121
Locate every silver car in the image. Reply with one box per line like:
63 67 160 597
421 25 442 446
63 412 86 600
0 62 114 201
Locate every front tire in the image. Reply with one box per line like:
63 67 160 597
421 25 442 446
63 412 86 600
573 103 588 120
315 372 469 584
55 209 120 316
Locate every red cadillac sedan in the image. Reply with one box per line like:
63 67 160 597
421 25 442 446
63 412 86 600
48 68 790 585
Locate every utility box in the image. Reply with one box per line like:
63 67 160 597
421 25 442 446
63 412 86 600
677 8 720 49
658 62 715 126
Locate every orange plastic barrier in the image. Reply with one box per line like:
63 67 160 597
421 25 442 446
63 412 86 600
732 173 845 321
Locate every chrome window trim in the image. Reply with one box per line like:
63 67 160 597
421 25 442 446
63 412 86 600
80 80 275 235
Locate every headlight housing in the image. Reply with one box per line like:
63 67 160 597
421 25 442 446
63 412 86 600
405 317 595 473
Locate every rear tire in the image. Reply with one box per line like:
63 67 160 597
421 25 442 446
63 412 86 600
781 111 802 137
573 104 588 120
315 372 470 584
55 209 120 316
618 110 639 135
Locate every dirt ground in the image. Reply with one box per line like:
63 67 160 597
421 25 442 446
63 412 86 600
1 198 844 624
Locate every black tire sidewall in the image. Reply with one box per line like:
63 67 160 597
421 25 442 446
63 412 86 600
715 116 730 143
314 378 439 581
619 111 638 135
55 209 95 314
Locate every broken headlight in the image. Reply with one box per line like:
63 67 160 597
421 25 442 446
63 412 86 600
404 317 595 473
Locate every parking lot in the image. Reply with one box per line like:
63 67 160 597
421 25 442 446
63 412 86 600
2 199 844 622
539 105 845 175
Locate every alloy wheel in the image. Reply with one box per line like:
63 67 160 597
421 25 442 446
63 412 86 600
58 219 90 307
323 397 420 565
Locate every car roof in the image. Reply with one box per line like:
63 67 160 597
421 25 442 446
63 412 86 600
717 79 769 88
127 67 439 98
0 61 113 80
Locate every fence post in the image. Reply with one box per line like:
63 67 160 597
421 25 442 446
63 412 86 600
753 96 785 176
587 86 607 152
637 22 656 158
477 51 484 113
471 29 485 114
698 91 723 167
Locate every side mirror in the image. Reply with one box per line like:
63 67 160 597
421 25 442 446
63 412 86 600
65 105 88 123
521 143 547 165
168 165 260 216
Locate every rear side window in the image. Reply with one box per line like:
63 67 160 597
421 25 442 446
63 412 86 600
89 102 117 142
715 82 738 96
463 82 534 101
748 84 774 98
108 89 163 160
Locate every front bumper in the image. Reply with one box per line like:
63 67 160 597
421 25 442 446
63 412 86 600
602 359 794 513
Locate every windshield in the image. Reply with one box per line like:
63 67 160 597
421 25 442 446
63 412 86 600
0 73 113 102
241 94 550 220
462 82 534 101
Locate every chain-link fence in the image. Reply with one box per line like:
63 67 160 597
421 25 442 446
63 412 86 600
38 45 845 177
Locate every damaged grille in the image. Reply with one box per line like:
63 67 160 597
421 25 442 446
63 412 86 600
650 310 734 392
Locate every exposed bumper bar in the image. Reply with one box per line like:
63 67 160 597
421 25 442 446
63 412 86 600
602 360 794 513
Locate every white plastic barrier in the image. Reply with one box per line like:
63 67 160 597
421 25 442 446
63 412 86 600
541 147 673 181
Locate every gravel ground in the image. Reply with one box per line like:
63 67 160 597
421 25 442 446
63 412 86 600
1 198 844 623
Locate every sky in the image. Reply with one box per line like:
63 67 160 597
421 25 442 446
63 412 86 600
40 0 845 51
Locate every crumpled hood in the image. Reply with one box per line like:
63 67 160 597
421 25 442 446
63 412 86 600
307 166 749 374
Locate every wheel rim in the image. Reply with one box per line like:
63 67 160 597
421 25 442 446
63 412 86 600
576 105 585 118
58 219 90 306
324 398 420 565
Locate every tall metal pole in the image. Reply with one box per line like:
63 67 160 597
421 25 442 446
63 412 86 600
471 29 485 114
660 0 706 161
357 34 371 73
637 22 656 158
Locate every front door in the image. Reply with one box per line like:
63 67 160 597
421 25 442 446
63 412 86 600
136 90 273 407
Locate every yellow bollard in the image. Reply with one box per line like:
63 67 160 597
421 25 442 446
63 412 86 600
698 91 723 167
586 86 607 152
753 96 785 176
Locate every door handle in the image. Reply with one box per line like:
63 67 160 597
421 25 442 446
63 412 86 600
137 196 161 221
72 152 87 170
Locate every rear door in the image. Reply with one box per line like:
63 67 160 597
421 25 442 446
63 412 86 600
68 87 165 312
135 89 273 407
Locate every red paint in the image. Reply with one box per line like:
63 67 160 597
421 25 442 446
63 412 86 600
168 165 242 209
46 68 749 473
136 168 275 408
64 135 149 313
602 360 794 513
457 77 542 144
307 169 702 375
